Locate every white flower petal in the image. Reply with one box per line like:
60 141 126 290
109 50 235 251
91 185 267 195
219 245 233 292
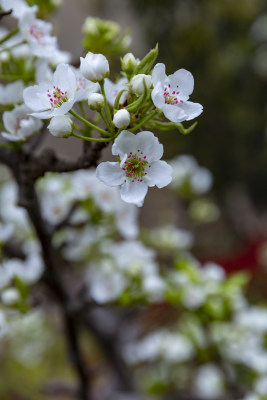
53 64 77 98
112 130 138 157
181 101 203 120
152 63 167 87
169 68 194 96
146 160 172 188
136 131 163 162
23 83 51 111
120 180 148 206
162 103 186 122
96 162 125 187
53 99 75 116
151 84 165 109
31 110 54 119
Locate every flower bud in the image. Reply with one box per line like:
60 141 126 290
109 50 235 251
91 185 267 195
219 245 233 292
1 288 20 305
131 74 152 95
48 115 73 138
121 53 138 75
113 109 130 129
80 52 109 82
88 93 104 110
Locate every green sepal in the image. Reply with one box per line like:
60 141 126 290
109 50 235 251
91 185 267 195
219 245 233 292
114 89 128 110
149 119 198 134
125 80 149 113
135 43 158 75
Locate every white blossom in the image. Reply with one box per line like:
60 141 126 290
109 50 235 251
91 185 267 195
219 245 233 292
88 93 104 110
131 73 152 95
19 11 58 58
152 63 203 122
96 130 172 206
0 81 25 105
23 63 77 119
113 109 130 129
47 114 73 138
1 104 42 141
80 52 109 82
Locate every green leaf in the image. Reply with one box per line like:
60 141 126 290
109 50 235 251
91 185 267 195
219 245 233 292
135 43 158 75
14 276 29 301
125 80 149 113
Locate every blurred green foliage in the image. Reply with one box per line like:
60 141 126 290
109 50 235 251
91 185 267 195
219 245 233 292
129 0 267 204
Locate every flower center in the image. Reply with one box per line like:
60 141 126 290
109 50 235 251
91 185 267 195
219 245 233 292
121 150 149 183
163 84 183 107
47 86 69 108
77 77 87 90
29 24 45 42
14 117 21 133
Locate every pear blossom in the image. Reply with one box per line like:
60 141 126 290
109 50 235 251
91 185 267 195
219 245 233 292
121 52 139 74
0 0 37 20
80 52 109 82
104 77 128 106
113 109 130 129
88 93 104 110
96 130 172 206
152 63 203 122
47 115 73 138
19 11 58 58
131 73 152 95
23 63 77 119
0 81 24 105
1 104 42 141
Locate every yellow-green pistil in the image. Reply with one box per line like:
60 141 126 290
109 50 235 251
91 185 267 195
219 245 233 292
121 150 149 182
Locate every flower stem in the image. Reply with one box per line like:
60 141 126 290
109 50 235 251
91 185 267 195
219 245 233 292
0 28 19 45
70 110 109 136
0 40 26 54
99 80 113 126
129 110 157 132
72 132 113 143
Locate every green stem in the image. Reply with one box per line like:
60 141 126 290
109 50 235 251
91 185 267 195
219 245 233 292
0 28 19 45
129 110 157 132
70 110 109 136
72 132 113 143
79 101 86 118
99 110 109 130
0 74 31 81
73 123 87 134
0 40 26 54
99 80 113 125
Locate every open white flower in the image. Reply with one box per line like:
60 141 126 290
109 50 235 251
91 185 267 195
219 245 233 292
96 130 172 206
1 104 42 141
23 63 77 119
19 13 57 58
19 11 58 58
152 63 203 122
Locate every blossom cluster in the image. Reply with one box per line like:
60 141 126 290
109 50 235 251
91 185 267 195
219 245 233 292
0 2 265 399
0 0 204 206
